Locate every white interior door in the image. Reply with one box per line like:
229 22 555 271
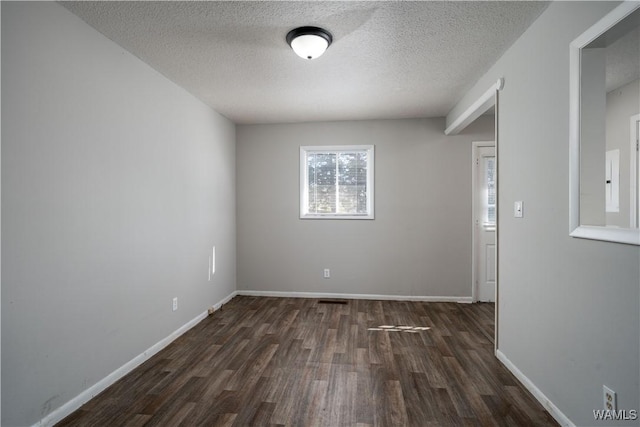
474 144 496 302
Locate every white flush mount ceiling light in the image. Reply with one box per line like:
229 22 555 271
286 26 333 60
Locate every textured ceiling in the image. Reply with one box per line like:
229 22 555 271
61 1 549 124
604 9 640 92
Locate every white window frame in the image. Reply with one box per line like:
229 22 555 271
300 145 375 219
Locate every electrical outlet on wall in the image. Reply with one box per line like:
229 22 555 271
603 385 616 411
172 297 178 312
323 268 330 279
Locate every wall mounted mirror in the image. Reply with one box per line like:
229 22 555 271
570 2 640 245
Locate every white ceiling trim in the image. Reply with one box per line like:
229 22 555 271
445 78 504 135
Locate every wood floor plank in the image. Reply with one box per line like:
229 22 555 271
56 297 558 427
383 380 409 426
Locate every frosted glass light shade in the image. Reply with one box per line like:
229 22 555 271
291 34 329 60
286 27 333 60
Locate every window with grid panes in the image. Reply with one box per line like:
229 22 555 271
300 145 374 219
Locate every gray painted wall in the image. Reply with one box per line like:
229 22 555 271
1 3 236 426
448 2 639 425
236 117 494 298
581 48 607 226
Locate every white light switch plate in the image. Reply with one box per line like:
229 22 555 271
514 201 524 218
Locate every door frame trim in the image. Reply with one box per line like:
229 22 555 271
630 114 639 228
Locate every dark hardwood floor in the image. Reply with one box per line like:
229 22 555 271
57 296 558 426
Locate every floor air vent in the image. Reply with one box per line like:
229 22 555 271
317 300 348 305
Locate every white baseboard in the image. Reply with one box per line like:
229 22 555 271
33 290 238 427
213 290 238 311
236 289 472 304
496 349 575 427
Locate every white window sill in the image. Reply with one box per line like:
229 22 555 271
300 213 375 220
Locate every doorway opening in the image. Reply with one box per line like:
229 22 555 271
445 78 502 351
472 143 496 302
